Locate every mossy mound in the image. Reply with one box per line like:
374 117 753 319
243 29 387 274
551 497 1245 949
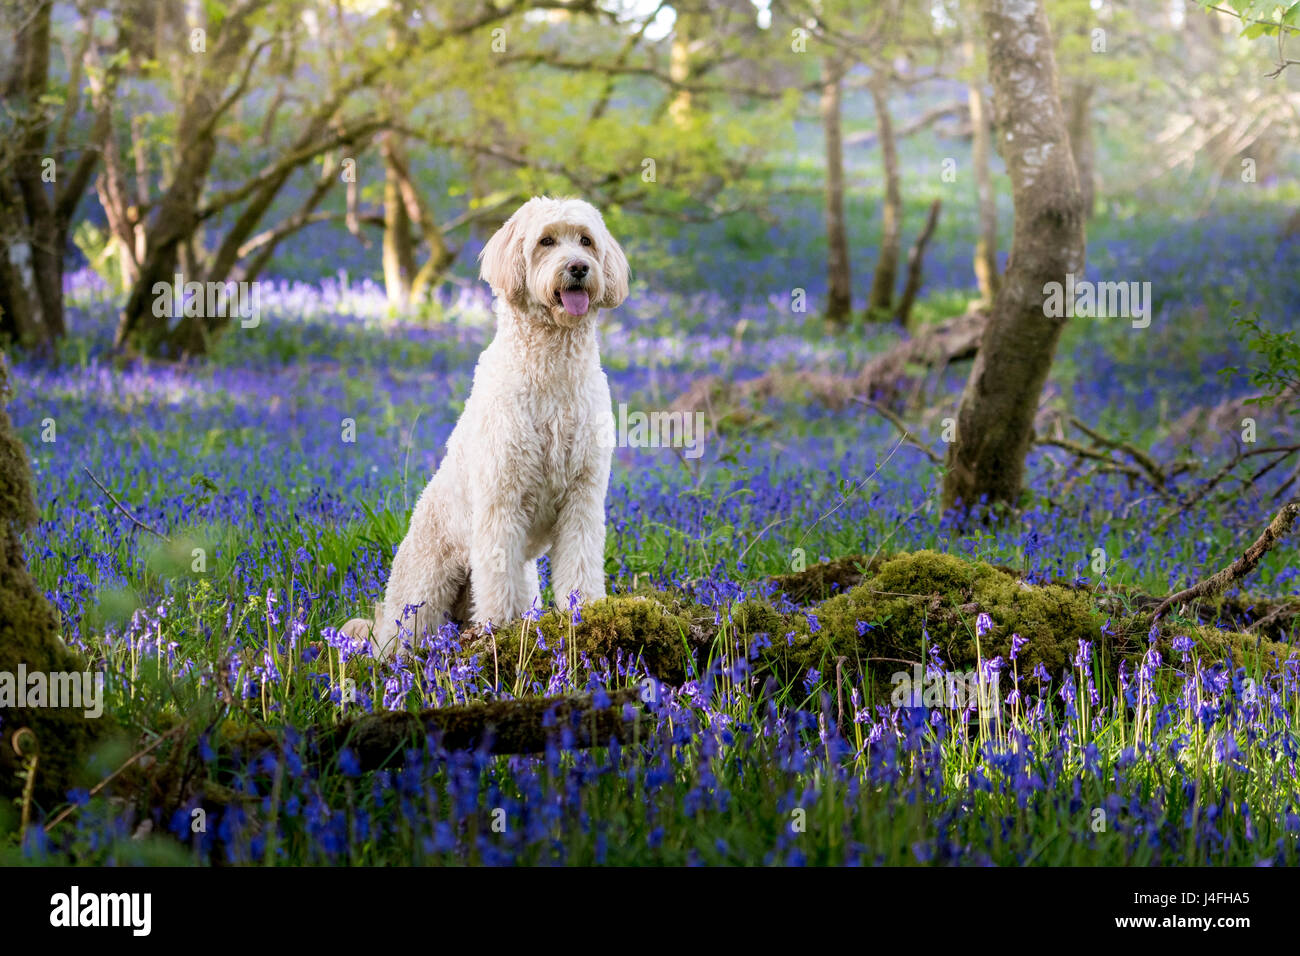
769 554 878 603
737 551 1105 686
466 550 1298 697
474 594 699 686
0 359 113 807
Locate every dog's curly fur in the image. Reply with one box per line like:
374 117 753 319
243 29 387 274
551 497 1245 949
343 197 629 658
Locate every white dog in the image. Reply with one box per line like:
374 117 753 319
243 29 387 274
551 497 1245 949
343 197 629 659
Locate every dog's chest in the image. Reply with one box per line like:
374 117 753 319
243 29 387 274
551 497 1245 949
515 409 586 547
534 408 583 490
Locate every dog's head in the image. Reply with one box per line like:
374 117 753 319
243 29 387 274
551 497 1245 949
479 197 629 325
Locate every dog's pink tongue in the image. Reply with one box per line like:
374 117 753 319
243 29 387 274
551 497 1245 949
560 289 589 316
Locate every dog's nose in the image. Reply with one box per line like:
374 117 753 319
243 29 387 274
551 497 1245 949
566 259 589 279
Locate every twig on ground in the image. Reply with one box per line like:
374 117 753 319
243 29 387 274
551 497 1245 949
44 724 188 832
854 398 942 464
82 466 171 541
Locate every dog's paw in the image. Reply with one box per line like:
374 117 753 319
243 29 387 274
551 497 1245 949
344 617 405 661
340 617 373 640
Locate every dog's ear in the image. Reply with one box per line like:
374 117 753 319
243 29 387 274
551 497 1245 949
596 227 630 310
479 206 529 300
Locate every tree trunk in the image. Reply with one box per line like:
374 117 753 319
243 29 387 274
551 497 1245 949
941 0 1086 516
115 94 222 356
668 10 701 127
396 154 455 304
894 199 942 330
821 53 852 325
113 6 256 356
964 39 999 302
114 2 370 355
5 0 64 345
867 78 901 318
381 133 416 309
1065 80 1096 220
0 357 109 807
0 180 44 345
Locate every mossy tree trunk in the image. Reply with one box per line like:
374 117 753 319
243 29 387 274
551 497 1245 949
942 0 1086 516
0 358 106 808
821 52 852 325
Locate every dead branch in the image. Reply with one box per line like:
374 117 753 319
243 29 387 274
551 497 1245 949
1154 496 1300 620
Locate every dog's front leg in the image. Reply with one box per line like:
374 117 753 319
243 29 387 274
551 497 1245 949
468 493 533 627
549 469 609 610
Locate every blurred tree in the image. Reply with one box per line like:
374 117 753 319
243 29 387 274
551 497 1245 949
113 0 390 355
961 12 998 303
942 0 1086 516
103 0 791 350
1125 1 1295 206
864 73 900 318
820 50 852 323
1051 0 1141 221
776 0 948 322
668 3 704 127
0 0 118 349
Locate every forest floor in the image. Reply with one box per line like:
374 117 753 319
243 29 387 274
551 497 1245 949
7 203 1300 864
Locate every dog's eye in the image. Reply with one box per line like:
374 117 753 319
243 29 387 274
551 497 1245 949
539 237 555 247
580 236 592 247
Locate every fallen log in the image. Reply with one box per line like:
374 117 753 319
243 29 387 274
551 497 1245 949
769 550 1300 640
672 304 987 418
1165 382 1299 448
228 687 647 773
